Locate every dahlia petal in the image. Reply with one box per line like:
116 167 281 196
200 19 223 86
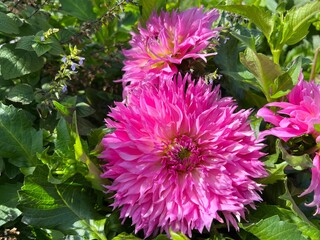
101 74 267 237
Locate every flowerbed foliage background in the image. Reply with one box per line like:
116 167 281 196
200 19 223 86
0 0 320 239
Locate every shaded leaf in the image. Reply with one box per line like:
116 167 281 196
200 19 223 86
7 83 34 104
16 36 34 51
0 12 19 34
60 0 96 21
278 141 313 170
32 42 52 57
18 165 107 240
0 44 44 80
0 103 42 167
0 183 22 226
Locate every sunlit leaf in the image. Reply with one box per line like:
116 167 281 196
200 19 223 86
216 5 274 39
282 1 320 46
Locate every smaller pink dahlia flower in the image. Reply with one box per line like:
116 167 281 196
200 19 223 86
119 7 220 96
257 72 320 215
101 75 267 237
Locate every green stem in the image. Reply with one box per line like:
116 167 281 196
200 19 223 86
272 48 281 65
310 47 320 81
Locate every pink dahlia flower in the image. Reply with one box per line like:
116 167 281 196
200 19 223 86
101 75 267 237
257 72 320 215
119 7 220 96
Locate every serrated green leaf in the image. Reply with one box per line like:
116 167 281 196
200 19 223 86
282 1 320 46
60 0 96 21
0 44 44 80
314 123 320 133
242 215 307 240
244 204 320 240
0 103 42 167
7 83 34 104
216 5 274 39
32 42 52 57
18 165 107 240
0 12 19 34
140 0 166 26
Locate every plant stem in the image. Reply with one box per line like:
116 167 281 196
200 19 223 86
310 47 320 81
272 48 281 64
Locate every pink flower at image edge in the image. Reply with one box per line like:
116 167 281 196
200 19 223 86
257 72 320 215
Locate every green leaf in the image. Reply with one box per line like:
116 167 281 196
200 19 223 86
18 165 107 240
53 100 71 116
260 140 287 184
169 230 189 240
287 57 302 85
0 205 21 226
7 83 34 104
0 12 19 34
282 1 320 46
0 103 42 167
32 42 52 57
139 0 166 26
16 36 34 51
216 5 274 39
113 232 141 240
270 72 293 99
279 180 320 240
240 48 282 101
60 0 96 21
278 141 313 170
0 183 22 226
0 44 44 80
242 215 307 240
37 118 87 184
314 123 320 133
76 102 95 117
244 204 319 240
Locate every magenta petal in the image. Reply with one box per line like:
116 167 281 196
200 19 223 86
101 74 267 237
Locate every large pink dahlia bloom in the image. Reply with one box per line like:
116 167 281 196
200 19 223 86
101 75 267 237
119 7 220 95
257 73 320 215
